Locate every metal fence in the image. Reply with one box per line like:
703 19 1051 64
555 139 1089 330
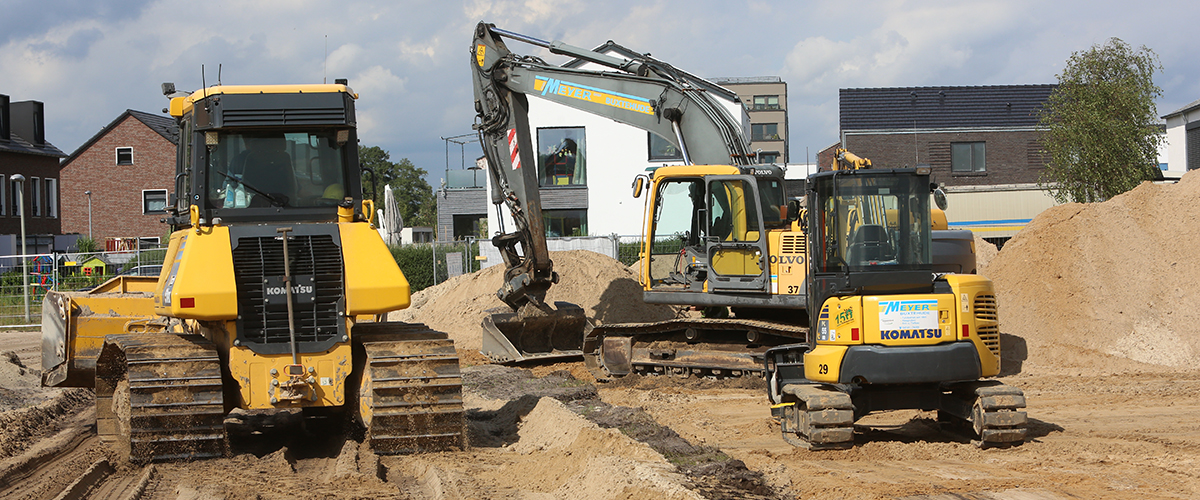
0 247 168 329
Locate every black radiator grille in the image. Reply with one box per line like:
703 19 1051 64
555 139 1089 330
221 107 347 127
233 234 343 346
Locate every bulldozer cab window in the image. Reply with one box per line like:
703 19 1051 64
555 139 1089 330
207 130 348 209
813 174 930 272
756 177 786 227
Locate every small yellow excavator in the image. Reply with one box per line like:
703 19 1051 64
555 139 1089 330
41 81 465 462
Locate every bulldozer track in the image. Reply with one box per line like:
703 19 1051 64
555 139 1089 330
95 333 227 463
585 318 808 379
354 323 466 454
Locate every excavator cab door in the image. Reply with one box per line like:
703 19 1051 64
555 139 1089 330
704 175 769 292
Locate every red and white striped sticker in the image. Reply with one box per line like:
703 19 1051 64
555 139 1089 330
507 128 521 170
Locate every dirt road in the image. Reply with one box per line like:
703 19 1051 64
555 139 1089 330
5 327 1200 499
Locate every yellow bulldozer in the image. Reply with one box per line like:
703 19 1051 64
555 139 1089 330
41 81 465 462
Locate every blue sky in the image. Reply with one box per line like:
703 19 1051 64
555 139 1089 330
2 0 1195 181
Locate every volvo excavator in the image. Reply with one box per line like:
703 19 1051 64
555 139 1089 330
41 82 465 462
471 22 1026 450
470 22 806 371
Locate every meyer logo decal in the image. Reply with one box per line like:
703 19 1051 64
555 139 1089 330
533 76 654 115
883 300 936 314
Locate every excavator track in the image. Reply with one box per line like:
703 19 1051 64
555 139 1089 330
94 333 227 463
583 318 808 380
939 381 1028 448
776 384 855 450
353 323 466 454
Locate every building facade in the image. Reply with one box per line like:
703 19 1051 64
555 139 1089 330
0 94 66 256
710 76 788 164
1162 98 1200 173
470 42 758 239
59 110 178 248
834 85 1060 238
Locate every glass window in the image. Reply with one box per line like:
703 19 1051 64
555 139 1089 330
812 173 931 272
45 178 57 218
752 95 780 110
648 132 683 161
30 177 40 216
452 214 486 239
951 142 986 173
543 209 587 237
751 123 779 141
9 179 19 215
758 152 780 164
116 147 133 165
206 130 348 209
709 179 760 242
143 189 168 214
537 127 586 187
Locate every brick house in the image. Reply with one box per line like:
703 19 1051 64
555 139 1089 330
827 85 1060 239
60 110 178 248
0 94 67 256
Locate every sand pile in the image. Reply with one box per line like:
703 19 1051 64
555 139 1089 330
983 171 1200 374
392 250 676 353
973 234 999 271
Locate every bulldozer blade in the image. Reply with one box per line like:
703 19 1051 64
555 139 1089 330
481 301 593 363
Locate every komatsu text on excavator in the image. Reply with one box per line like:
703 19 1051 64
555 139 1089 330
41 81 465 462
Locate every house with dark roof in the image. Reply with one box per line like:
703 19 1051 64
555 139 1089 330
825 85 1061 240
0 93 68 256
1162 98 1200 173
59 109 178 247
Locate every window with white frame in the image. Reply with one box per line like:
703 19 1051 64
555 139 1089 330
116 147 133 165
30 177 40 216
45 178 57 218
143 189 168 214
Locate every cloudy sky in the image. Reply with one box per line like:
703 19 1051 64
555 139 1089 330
2 0 1196 181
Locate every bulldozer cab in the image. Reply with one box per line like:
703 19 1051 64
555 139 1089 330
807 169 934 311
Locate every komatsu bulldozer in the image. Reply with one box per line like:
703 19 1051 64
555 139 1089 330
40 82 465 462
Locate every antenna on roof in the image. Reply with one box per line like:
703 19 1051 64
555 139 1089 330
323 35 328 84
217 64 222 86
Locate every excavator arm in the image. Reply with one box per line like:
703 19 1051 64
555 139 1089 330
471 22 754 312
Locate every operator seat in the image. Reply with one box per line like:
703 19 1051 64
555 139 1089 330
847 224 893 265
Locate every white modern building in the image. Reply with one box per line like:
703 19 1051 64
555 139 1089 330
1162 98 1200 174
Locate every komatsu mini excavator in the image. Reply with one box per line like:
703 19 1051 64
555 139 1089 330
41 81 464 462
471 23 1025 450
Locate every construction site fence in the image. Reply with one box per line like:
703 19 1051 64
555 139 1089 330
0 235 678 328
0 246 169 329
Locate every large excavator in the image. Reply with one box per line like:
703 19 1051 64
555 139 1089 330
470 22 805 371
471 23 1025 450
41 82 464 462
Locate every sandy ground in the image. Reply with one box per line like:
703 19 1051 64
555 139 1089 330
5 174 1200 499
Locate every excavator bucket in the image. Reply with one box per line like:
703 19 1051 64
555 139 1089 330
481 301 593 363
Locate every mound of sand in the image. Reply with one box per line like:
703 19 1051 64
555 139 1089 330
973 234 999 272
983 171 1200 374
392 250 676 354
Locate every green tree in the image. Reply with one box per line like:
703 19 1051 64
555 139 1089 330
359 145 437 228
1038 38 1164 203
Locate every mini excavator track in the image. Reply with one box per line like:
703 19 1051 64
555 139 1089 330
95 333 227 463
352 323 466 454
939 381 1028 448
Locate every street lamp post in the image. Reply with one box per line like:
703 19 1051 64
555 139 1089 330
10 174 29 322
84 190 93 239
